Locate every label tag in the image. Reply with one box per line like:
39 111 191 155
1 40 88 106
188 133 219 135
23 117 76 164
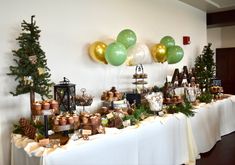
39 138 50 146
123 120 131 127
107 113 114 119
42 110 53 115
82 129 92 135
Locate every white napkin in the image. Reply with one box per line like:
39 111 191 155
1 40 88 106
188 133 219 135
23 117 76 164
24 142 45 157
11 134 34 148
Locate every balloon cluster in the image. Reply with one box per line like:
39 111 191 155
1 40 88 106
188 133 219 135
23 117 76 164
89 29 137 66
151 36 184 64
89 30 184 66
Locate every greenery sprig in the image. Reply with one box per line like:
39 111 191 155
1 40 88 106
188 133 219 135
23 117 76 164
197 92 213 103
166 101 195 117
123 104 151 124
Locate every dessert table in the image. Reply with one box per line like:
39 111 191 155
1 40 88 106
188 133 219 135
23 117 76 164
11 96 235 165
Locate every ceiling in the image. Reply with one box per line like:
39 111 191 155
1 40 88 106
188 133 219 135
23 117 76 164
179 0 235 13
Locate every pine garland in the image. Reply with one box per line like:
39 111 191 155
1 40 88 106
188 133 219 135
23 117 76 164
197 92 213 103
123 105 151 125
167 101 195 117
7 15 53 99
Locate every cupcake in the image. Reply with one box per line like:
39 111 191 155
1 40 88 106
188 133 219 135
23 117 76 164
73 114 79 122
68 116 74 124
32 102 42 115
59 117 67 125
50 100 59 111
33 102 42 111
42 101 50 110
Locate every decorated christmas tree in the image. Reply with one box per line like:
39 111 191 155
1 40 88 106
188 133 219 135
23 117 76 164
8 15 53 105
194 43 216 92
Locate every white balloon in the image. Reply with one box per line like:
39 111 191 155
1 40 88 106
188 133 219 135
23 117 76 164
126 43 152 66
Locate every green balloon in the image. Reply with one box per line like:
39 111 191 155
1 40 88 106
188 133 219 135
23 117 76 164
105 42 127 66
167 45 184 64
160 36 175 48
117 29 137 49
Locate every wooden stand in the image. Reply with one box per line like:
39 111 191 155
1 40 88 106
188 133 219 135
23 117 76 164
132 64 147 93
30 91 35 116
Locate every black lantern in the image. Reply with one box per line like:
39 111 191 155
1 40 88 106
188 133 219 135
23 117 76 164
54 77 76 112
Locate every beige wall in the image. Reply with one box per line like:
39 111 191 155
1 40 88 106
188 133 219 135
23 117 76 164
207 25 235 49
0 0 206 164
207 27 222 50
221 25 235 48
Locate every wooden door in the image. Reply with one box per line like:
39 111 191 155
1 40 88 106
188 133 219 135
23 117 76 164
216 48 235 94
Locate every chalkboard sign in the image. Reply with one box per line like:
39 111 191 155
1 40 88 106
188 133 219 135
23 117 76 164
126 93 141 106
212 79 221 86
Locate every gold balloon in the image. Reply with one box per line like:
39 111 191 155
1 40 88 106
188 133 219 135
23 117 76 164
125 56 134 66
151 43 167 63
89 41 107 64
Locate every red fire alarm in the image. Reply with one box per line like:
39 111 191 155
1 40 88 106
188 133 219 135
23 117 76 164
183 36 190 45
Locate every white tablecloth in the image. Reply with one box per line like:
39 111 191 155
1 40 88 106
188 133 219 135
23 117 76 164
11 96 235 165
137 114 197 165
190 96 235 154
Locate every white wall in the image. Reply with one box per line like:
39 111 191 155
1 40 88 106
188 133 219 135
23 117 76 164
0 0 206 164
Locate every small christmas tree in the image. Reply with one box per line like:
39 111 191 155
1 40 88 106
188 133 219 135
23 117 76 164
8 15 53 105
194 43 216 92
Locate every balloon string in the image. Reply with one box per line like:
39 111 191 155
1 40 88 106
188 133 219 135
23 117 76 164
104 65 109 89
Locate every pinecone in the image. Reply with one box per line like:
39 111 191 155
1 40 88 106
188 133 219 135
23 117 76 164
114 116 123 129
19 117 36 139
19 118 30 127
22 125 36 139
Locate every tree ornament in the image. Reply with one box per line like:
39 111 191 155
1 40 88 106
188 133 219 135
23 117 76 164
23 76 33 86
37 67 45 75
28 55 37 64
